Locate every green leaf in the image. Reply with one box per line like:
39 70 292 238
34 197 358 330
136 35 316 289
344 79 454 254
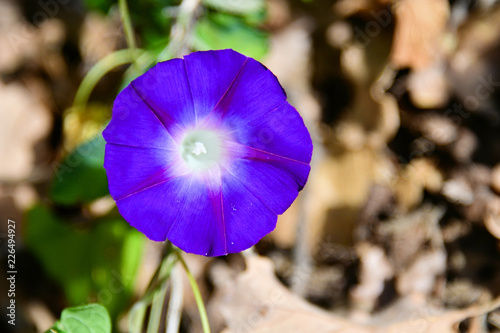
202 0 265 15
54 304 111 333
121 230 146 290
50 134 108 205
82 0 114 13
26 205 92 304
26 205 145 320
193 12 269 60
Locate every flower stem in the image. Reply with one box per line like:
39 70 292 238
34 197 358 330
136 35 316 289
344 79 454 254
118 0 139 71
73 48 143 109
176 252 211 333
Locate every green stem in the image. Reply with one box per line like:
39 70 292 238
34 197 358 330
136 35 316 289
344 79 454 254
177 252 211 333
72 49 143 109
122 50 156 86
118 0 139 71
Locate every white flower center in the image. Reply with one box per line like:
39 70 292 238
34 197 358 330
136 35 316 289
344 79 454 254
192 142 207 156
180 130 222 170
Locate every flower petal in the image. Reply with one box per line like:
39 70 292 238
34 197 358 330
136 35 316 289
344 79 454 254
184 49 248 122
203 56 287 125
103 85 177 149
225 102 313 164
116 173 227 256
104 144 187 200
223 150 310 215
221 172 277 253
131 58 195 139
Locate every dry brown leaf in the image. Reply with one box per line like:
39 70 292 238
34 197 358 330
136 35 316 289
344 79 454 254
406 64 449 108
448 5 500 114
265 0 292 30
80 12 121 66
414 113 459 145
377 205 445 268
491 164 500 195
378 296 500 333
368 68 401 150
306 149 375 248
484 196 500 240
212 256 500 333
396 250 446 296
391 0 449 70
0 81 51 181
0 1 66 75
298 0 399 252
264 19 320 127
331 3 400 149
350 243 393 312
391 0 450 108
395 158 443 211
353 204 447 308
271 196 300 248
215 256 369 333
442 178 474 205
339 46 399 146
334 0 392 18
0 1 38 72
448 128 478 163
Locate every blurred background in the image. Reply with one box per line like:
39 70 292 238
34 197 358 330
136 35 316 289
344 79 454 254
3 0 500 332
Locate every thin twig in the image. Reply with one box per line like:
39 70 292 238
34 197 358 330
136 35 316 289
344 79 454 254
157 0 202 61
166 265 183 333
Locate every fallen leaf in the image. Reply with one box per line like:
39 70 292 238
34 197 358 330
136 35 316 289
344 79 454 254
350 243 393 312
210 256 500 333
214 256 369 333
0 81 51 181
391 0 449 70
211 256 500 333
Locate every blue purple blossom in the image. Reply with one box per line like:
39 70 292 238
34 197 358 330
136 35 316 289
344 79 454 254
103 49 312 256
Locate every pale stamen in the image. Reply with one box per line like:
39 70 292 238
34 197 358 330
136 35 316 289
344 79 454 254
192 142 207 156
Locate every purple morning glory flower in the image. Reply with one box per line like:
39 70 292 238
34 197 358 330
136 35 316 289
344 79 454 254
103 49 312 256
